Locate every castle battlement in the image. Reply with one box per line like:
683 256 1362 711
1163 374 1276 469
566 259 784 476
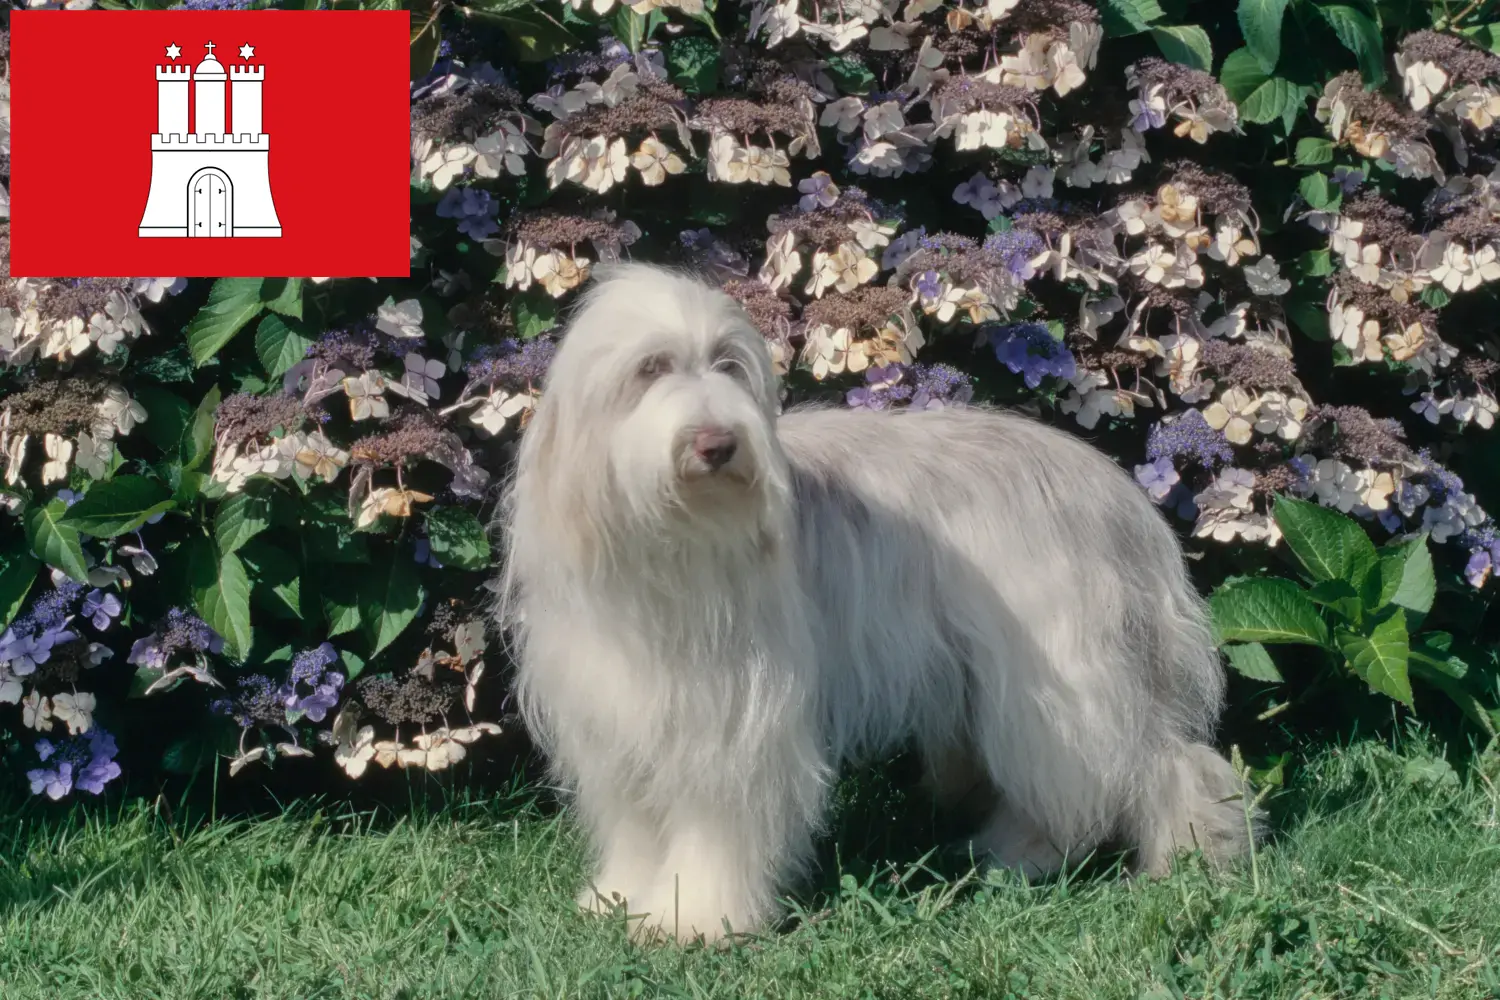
229 65 265 81
153 132 270 150
156 65 193 80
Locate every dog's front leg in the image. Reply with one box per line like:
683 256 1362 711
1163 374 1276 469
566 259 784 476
573 768 664 915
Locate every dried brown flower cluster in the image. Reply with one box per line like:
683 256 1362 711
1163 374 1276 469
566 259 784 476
552 80 687 145
801 285 912 335
1327 71 1430 141
1201 340 1298 390
411 80 529 144
348 412 455 469
1401 31 1500 86
1129 58 1223 106
1 378 112 437
722 279 795 339
1162 161 1252 215
507 211 626 253
356 674 462 727
214 393 308 450
1306 404 1413 465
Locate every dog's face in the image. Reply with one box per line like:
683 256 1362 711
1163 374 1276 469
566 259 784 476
525 265 787 530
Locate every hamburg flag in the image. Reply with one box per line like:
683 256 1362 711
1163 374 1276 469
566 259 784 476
9 10 411 279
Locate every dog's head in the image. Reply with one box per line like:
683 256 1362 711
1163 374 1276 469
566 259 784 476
514 264 789 544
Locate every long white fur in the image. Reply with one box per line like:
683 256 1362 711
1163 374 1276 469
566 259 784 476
496 263 1255 943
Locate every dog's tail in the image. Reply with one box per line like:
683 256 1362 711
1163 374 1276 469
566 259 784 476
1131 738 1262 876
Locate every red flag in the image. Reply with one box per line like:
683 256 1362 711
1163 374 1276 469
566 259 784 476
9 10 411 279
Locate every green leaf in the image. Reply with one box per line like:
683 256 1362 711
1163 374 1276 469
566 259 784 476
1409 660 1494 736
1240 76 1304 125
1409 635 1466 679
340 648 368 681
188 536 253 662
1272 496 1378 586
823 55 877 95
239 539 304 622
1101 0 1166 36
609 5 647 52
254 314 317 380
358 550 426 657
1219 47 1268 103
1377 536 1435 621
1336 611 1412 706
132 386 194 456
186 278 265 366
261 277 304 319
322 573 363 638
1151 24 1213 72
1298 248 1334 277
0 546 41 629
667 35 720 95
1224 641 1284 682
410 6 442 79
514 293 558 339
183 386 222 471
1461 24 1500 56
1306 578 1362 622
1298 172 1334 210
60 477 174 538
1211 577 1330 647
1294 137 1336 165
1317 4 1387 86
1237 0 1289 72
424 507 492 571
214 492 273 554
1419 285 1450 310
472 5 581 62
23 501 90 583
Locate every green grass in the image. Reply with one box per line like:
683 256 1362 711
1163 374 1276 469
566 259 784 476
3 737 1499 1000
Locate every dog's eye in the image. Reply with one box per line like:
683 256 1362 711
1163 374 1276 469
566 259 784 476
638 354 673 380
712 352 746 381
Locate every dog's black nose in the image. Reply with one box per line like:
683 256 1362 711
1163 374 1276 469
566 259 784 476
693 428 738 471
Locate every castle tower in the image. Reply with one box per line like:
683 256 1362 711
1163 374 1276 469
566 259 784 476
193 42 227 135
155 64 191 136
140 39 282 238
230 64 265 137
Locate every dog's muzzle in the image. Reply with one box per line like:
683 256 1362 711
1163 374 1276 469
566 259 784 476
691 428 738 472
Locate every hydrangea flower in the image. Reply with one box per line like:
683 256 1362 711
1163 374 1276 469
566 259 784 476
435 186 500 241
987 323 1077 388
81 589 122 631
26 730 121 800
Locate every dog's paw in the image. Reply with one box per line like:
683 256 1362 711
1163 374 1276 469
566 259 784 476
575 884 630 915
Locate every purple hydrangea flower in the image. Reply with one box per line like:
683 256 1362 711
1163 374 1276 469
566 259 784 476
127 607 225 670
436 186 500 241
798 172 840 212
847 366 915 411
81 590 123 631
982 229 1044 281
1146 411 1235 469
988 323 1077 389
1465 548 1493 588
1129 90 1167 132
1134 457 1181 503
914 269 943 300
0 580 84 675
26 729 121 800
909 364 974 410
281 644 345 724
465 338 557 392
57 489 82 507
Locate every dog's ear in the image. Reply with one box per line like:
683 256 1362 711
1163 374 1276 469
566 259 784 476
514 400 603 565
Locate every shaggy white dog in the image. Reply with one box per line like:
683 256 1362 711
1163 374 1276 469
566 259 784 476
497 264 1253 943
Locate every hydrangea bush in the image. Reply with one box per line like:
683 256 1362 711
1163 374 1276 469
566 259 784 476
2 0 1499 800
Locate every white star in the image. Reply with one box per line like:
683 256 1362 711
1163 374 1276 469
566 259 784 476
165 43 182 60
239 43 255 60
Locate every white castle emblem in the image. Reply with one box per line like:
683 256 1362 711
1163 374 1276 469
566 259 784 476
138 41 282 239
